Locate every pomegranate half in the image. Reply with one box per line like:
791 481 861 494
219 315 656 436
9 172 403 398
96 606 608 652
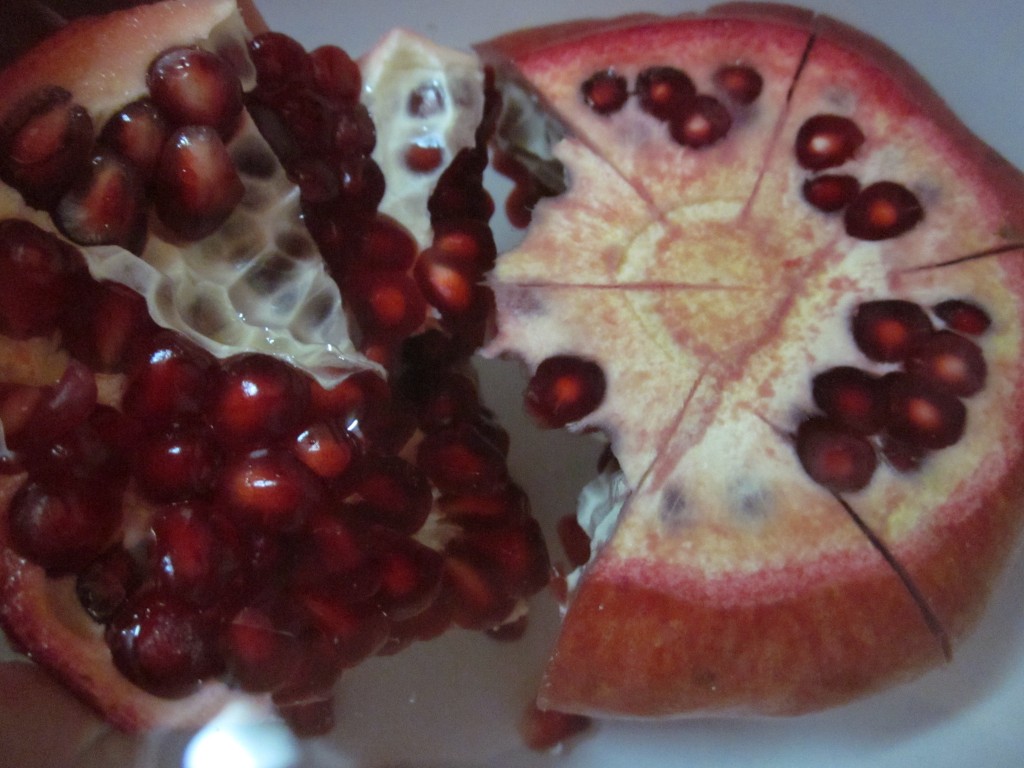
478 4 1024 717
0 0 548 736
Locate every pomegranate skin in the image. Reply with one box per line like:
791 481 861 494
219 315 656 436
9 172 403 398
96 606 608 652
478 3 1024 721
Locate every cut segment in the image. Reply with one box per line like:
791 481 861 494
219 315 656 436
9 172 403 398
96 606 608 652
479 5 1024 717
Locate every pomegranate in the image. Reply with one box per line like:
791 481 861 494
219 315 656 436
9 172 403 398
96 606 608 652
0 0 547 738
478 5 1024 720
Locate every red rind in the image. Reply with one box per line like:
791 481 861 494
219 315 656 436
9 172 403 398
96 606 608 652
0 475 246 731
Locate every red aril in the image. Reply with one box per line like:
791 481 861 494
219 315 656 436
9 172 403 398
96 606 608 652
478 5 1024 722
0 0 547 741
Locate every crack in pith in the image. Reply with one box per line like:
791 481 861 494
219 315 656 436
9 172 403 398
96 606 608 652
831 492 953 661
504 280 764 292
900 242 1024 272
740 30 817 221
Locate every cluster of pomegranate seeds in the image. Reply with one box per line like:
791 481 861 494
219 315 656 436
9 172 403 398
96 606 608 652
796 298 991 491
0 27 548 739
0 218 548 734
246 31 499 365
795 114 924 240
0 46 251 251
580 62 763 148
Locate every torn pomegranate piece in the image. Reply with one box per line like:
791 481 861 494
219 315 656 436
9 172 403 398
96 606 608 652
0 0 547 740
479 5 1024 721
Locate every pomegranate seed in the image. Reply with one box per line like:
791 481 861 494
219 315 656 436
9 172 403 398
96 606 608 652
106 590 225 699
272 88 338 151
433 218 497 272
22 403 136 485
149 503 230 604
795 114 865 170
405 141 444 173
219 448 319 531
519 702 592 752
844 181 923 241
580 70 629 115
635 66 696 120
309 369 386 421
713 64 763 105
408 82 446 118
438 485 531 528
61 280 158 372
905 330 987 397
0 219 85 339
811 366 885 435
933 299 992 335
147 46 243 139
133 420 221 502
795 417 878 493
290 511 377 594
884 372 967 450
878 433 928 473
249 32 314 96
76 546 142 623
336 156 386 210
371 529 445 621
285 156 338 203
122 331 215 423
275 694 336 737
346 269 427 341
7 358 97 452
0 86 93 208
417 422 509 494
428 148 493 222
291 420 360 480
450 519 550 595
442 554 516 631
332 102 376 157
415 247 478 315
98 98 172 184
54 149 148 253
224 606 300 692
802 174 861 213
153 125 244 241
310 45 361 104
557 514 592 568
851 299 933 362
487 614 530 642
402 370 480 431
357 216 418 271
7 480 121 575
206 354 309 447
351 455 432 534
668 94 733 149
525 355 607 428
297 591 389 668
382 591 454 652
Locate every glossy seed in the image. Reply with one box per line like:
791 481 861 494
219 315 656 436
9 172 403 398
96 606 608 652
525 355 607 428
635 66 696 120
795 417 877 492
795 114 865 170
580 70 629 115
851 299 933 362
844 181 923 241
668 94 732 148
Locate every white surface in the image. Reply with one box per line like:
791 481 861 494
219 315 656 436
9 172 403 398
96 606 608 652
246 2 1024 767
6 2 1024 767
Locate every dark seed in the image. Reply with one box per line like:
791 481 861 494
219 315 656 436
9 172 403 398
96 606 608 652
580 70 629 115
844 181 923 241
795 114 865 171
